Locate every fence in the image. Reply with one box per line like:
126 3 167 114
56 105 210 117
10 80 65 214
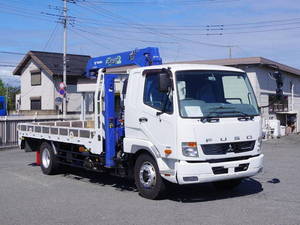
0 115 84 148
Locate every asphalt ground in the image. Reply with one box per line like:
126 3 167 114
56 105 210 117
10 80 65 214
0 135 300 225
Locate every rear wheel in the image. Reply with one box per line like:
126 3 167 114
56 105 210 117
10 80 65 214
213 178 243 190
40 142 60 175
134 153 166 200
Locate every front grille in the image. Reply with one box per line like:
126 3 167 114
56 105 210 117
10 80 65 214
201 141 255 155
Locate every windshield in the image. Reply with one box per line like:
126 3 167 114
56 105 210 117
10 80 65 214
176 70 259 118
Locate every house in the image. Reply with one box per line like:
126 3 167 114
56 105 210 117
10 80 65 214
170 57 300 134
13 51 92 114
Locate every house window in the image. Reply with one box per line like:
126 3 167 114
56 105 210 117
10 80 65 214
269 94 288 113
31 70 41 86
30 97 41 110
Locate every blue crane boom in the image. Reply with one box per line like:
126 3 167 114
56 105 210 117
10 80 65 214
85 47 162 78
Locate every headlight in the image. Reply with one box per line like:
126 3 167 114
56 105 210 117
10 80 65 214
182 142 198 157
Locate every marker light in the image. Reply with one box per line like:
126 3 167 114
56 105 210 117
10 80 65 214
79 146 86 152
164 149 172 155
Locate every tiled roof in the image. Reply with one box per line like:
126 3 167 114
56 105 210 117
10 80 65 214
167 57 300 76
13 51 90 76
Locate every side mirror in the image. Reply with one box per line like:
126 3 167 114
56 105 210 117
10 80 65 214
158 72 172 92
273 71 283 100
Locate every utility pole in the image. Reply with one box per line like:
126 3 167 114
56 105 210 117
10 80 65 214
63 0 67 118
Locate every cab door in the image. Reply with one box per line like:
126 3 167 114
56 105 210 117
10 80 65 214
138 71 177 158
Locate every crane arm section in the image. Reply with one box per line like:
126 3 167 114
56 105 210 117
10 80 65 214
85 47 162 78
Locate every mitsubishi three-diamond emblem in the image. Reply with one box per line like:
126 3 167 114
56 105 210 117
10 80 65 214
227 144 234 153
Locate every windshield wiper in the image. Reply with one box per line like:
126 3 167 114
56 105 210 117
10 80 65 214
204 106 235 118
209 106 235 111
205 106 253 119
219 110 253 118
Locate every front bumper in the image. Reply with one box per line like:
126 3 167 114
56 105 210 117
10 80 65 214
175 154 263 184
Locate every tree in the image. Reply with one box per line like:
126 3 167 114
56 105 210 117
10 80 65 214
0 79 6 96
0 78 20 111
8 86 20 111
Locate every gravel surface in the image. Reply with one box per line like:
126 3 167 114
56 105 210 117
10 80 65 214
0 135 300 225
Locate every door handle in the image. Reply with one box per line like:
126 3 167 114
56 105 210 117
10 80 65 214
139 117 148 122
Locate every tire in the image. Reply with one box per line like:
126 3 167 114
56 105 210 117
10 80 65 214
40 142 60 175
134 153 166 200
213 178 243 190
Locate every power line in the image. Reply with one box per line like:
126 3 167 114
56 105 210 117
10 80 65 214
0 64 16 68
224 25 300 35
0 3 54 23
73 13 300 29
74 24 178 43
43 22 61 51
218 17 300 27
69 27 115 50
74 13 300 37
0 51 25 55
84 0 241 5
74 14 300 31
75 1 300 47
77 2 232 48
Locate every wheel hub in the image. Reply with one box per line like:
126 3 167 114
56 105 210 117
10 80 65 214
42 148 50 168
139 161 156 189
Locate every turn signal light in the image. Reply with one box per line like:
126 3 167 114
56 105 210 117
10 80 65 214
164 149 172 155
79 146 85 152
187 142 197 147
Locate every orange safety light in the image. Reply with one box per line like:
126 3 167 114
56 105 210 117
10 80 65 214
164 149 172 155
79 146 85 152
187 142 197 147
36 151 41 166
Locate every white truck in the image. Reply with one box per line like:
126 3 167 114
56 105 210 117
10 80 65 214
18 47 274 199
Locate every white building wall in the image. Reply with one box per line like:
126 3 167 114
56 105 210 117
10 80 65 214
241 66 300 133
20 60 55 110
20 61 84 113
53 77 83 113
67 92 82 112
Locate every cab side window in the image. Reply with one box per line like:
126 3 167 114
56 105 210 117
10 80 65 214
143 73 173 113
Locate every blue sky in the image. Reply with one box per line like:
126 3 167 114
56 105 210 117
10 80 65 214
0 0 300 86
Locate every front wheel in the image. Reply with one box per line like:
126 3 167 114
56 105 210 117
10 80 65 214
134 153 166 200
40 142 60 175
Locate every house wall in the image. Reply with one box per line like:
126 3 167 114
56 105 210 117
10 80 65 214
19 61 85 113
20 60 55 111
241 66 300 133
53 77 84 113
76 76 126 113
